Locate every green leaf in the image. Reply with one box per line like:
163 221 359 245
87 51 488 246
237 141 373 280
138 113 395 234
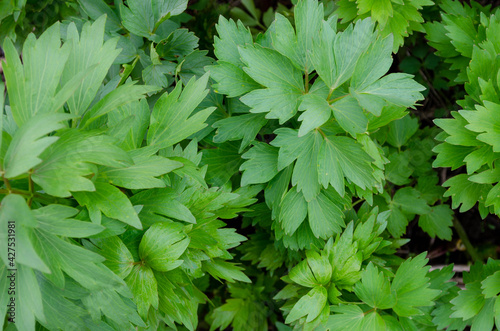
418 204 454 241
354 262 396 309
443 174 490 212
0 195 49 272
80 83 158 129
391 253 439 316
294 0 324 71
285 286 328 323
483 271 500 298
214 16 253 67
32 205 104 238
318 133 375 195
393 187 431 215
120 0 186 42
451 280 484 320
305 250 332 285
351 34 393 91
240 142 279 186
62 16 121 117
386 115 419 148
139 222 189 272
107 99 150 151
289 259 318 288
461 102 500 152
130 188 196 225
279 189 308 235
203 259 251 283
238 44 304 123
73 182 142 229
354 73 425 115
4 113 73 178
125 264 158 319
213 113 268 152
241 87 303 124
100 151 182 190
297 94 331 137
201 141 243 187
325 305 364 330
330 95 368 136
307 190 345 239
239 43 304 91
93 236 135 279
33 130 133 197
208 61 261 97
148 73 215 150
3 24 70 127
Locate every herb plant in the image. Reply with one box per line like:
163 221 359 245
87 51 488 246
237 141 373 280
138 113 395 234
1 0 500 330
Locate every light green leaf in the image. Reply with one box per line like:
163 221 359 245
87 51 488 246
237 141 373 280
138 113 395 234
241 87 303 124
62 16 121 117
125 264 158 319
73 182 142 229
203 259 251 283
418 204 453 241
3 24 70 127
298 94 331 137
289 259 317 288
33 204 104 238
240 142 279 186
130 188 196 225
318 134 375 196
4 113 73 178
351 34 393 91
279 189 308 235
139 222 189 272
326 305 364 330
330 95 368 136
305 250 332 285
354 262 396 309
32 130 133 197
307 191 345 239
443 174 490 213
81 83 158 129
239 43 304 91
386 115 419 148
107 99 150 151
391 253 439 316
214 16 253 67
213 113 268 152
148 73 215 149
93 236 135 279
286 286 328 323
0 195 49 272
208 61 261 97
100 151 182 190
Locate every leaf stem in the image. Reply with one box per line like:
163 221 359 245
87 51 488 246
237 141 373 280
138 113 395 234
3 175 11 193
27 172 34 207
351 198 365 209
317 127 327 139
328 94 348 105
452 216 481 263
0 188 75 207
304 70 309 93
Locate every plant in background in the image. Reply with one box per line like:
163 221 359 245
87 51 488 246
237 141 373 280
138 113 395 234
207 0 425 250
2 0 500 330
334 0 434 52
0 15 258 330
424 0 498 84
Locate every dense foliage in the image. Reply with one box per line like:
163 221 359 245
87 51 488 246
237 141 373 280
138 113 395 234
1 0 500 330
